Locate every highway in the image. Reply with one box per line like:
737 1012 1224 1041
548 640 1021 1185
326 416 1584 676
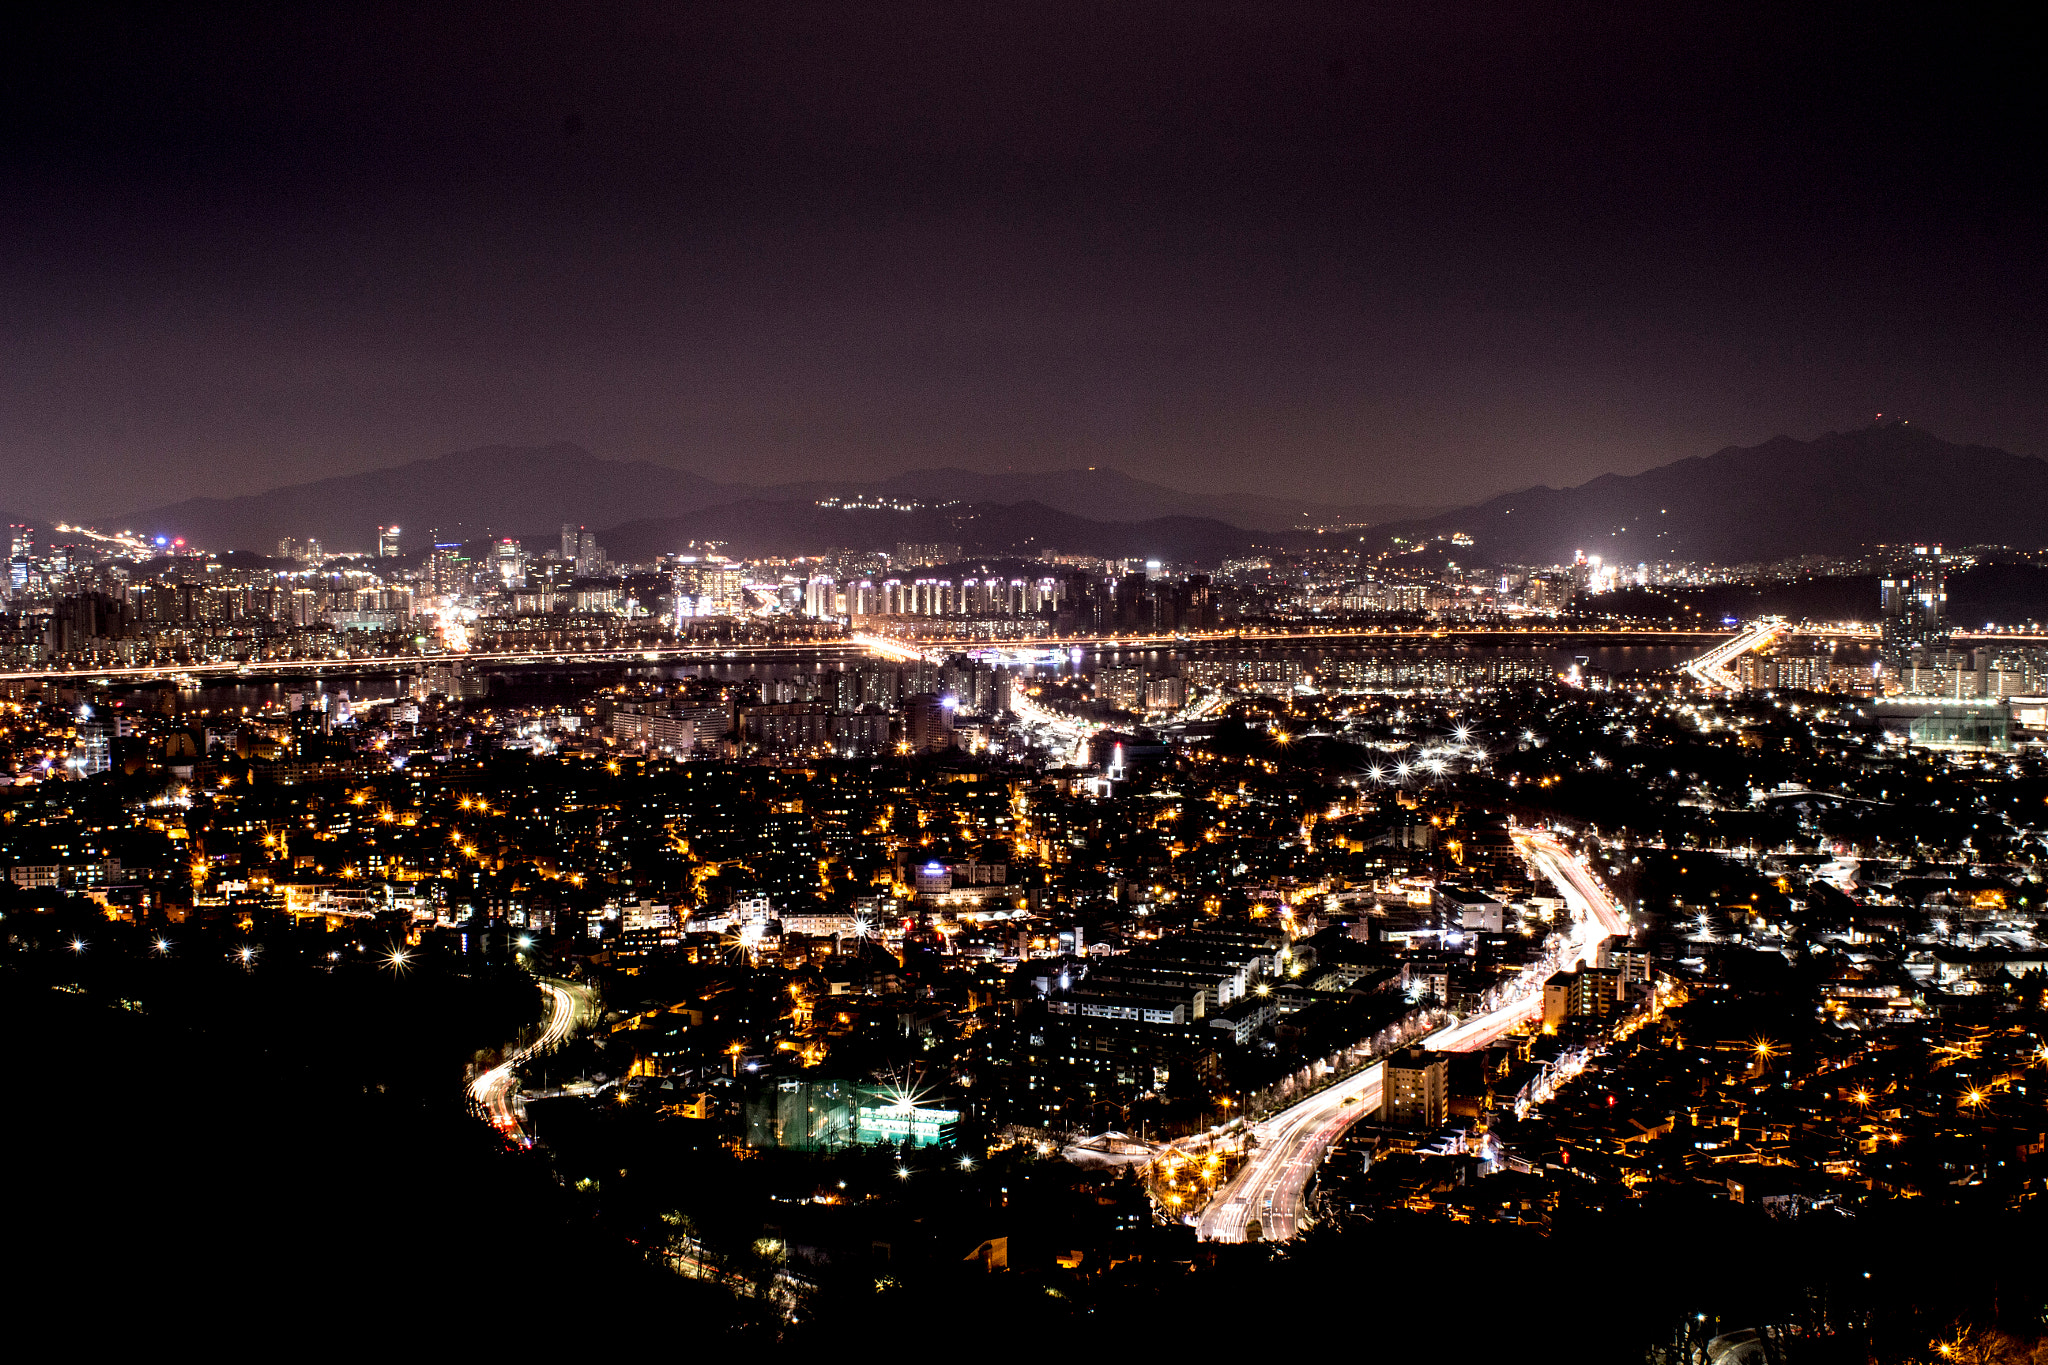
1194 828 1624 1242
1198 1066 1384 1243
468 979 585 1145
1516 829 1630 946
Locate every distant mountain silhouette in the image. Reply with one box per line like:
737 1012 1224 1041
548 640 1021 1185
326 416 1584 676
112 443 1436 553
599 499 1283 564
1379 424 2048 565
116 444 740 554
121 425 2038 566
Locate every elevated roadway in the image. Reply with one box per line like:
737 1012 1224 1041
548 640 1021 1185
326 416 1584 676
1195 828 1624 1243
890 625 1732 652
13 619 2028 687
0 640 876 685
0 623 1760 686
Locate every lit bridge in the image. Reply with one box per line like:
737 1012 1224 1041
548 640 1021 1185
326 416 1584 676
1682 618 1783 691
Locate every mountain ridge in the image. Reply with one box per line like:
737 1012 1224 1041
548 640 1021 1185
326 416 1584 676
1376 424 2048 565
101 425 2048 566
111 444 1436 551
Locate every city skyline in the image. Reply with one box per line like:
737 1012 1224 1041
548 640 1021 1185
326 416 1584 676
9 6 2048 1357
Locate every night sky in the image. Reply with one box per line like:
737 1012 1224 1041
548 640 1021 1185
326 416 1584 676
2 2 2041 518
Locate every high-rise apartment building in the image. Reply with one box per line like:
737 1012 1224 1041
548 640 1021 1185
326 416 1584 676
561 523 580 560
1543 966 1621 1028
1096 666 1145 713
804 575 839 619
575 531 602 579
904 693 954 753
1145 675 1186 712
895 541 961 568
1381 1046 1448 1129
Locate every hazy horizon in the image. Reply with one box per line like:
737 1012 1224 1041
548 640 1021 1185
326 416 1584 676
4 4 2042 519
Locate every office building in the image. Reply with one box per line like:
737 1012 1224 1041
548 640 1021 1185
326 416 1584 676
905 693 953 752
492 538 524 586
378 525 402 558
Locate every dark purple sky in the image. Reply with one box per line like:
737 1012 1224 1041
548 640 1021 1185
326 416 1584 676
2 2 2042 518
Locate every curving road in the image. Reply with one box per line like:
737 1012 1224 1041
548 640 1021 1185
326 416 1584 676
469 979 584 1146
1198 1067 1384 1243
1008 684 1104 766
1195 829 1624 1242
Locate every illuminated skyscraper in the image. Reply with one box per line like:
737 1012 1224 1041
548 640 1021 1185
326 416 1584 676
492 537 524 585
6 524 30 593
378 525 402 557
1880 544 1948 673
